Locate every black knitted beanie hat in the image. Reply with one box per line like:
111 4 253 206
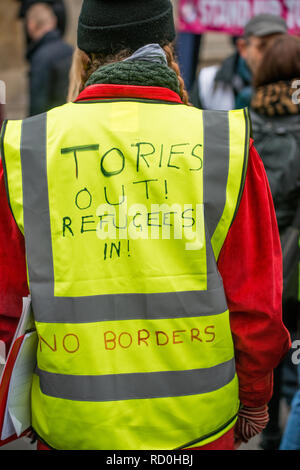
77 0 176 55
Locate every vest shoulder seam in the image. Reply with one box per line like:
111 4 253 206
73 98 185 105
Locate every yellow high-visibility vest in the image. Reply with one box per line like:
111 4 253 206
1 97 250 450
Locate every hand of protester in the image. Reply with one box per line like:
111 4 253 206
24 427 37 444
234 404 269 449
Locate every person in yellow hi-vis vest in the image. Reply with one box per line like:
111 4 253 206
0 0 291 451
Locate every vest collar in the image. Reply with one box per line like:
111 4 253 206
74 84 183 104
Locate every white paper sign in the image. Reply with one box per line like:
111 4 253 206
1 331 38 440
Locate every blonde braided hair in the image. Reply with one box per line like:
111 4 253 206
163 44 190 106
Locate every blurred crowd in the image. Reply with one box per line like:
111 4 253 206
0 0 300 451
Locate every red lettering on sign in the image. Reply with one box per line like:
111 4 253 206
39 334 57 352
118 332 133 349
103 325 216 351
138 329 150 346
104 331 117 350
173 330 186 344
156 331 169 346
204 325 216 342
190 328 203 342
62 334 80 353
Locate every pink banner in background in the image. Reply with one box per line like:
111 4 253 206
178 0 300 36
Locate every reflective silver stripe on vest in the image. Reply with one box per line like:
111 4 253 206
20 110 231 325
21 115 54 297
203 110 229 239
36 358 235 402
32 287 228 323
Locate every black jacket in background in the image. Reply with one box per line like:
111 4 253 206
251 107 300 302
250 110 300 232
27 29 73 116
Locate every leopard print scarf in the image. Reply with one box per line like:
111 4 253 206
251 80 300 117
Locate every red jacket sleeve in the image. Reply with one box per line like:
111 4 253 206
217 140 291 407
0 157 29 357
